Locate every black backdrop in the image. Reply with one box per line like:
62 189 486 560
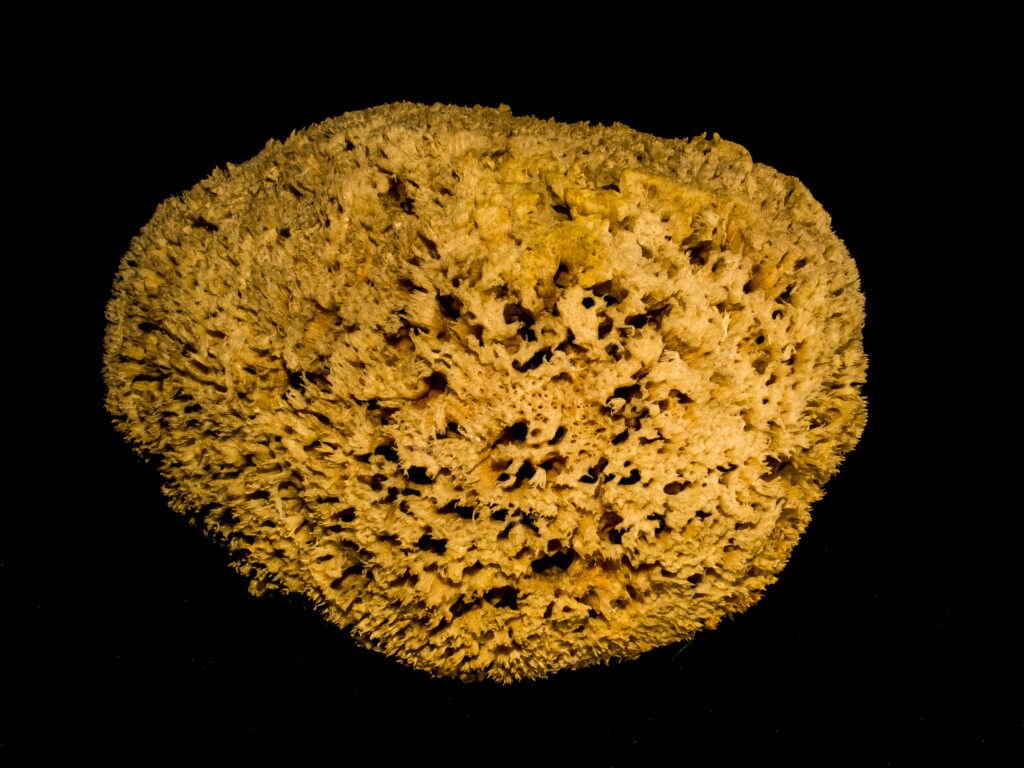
14 22 1015 764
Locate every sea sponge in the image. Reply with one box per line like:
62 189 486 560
104 103 866 681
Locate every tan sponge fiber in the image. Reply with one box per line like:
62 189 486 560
104 103 866 681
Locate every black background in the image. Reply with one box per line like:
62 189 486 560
13 20 1016 764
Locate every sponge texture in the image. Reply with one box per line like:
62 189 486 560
104 103 866 681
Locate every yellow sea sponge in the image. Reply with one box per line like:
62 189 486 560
104 103 866 681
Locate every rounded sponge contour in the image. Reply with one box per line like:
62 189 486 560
104 103 867 681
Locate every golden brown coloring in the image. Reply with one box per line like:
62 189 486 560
104 103 867 681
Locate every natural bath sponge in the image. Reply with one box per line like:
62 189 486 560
105 103 866 681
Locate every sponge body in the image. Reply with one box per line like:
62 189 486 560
105 103 866 681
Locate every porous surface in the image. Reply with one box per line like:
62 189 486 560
104 103 866 681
